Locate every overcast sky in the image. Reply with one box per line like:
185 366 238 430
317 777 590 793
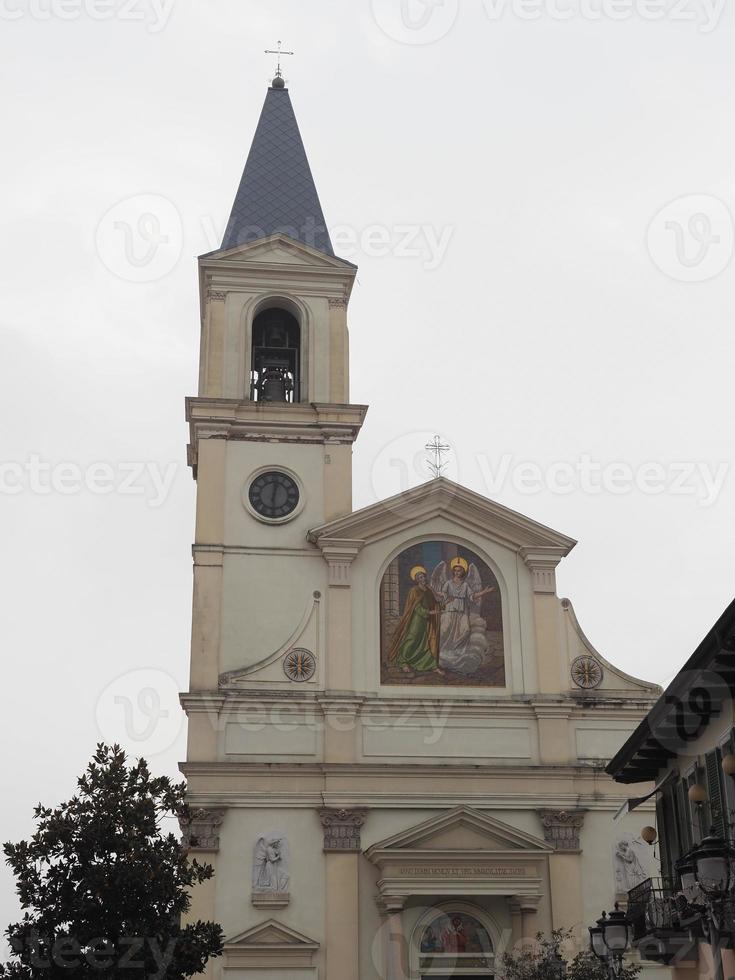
1 0 734 933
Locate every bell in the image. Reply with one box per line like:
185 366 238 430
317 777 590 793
260 367 287 402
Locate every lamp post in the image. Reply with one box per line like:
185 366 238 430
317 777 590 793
589 904 633 980
690 830 735 980
549 950 567 980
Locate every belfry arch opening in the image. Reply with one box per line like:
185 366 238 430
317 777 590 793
250 306 301 403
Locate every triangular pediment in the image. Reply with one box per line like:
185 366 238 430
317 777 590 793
366 806 552 857
226 918 319 951
308 478 576 556
200 233 357 270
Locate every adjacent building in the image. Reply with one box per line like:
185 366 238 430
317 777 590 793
607 599 735 977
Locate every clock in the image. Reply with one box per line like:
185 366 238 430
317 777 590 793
248 470 300 521
283 648 316 682
571 655 604 690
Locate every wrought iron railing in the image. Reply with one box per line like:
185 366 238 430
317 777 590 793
628 877 685 939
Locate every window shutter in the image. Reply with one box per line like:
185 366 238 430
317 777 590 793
675 780 692 854
656 794 673 879
722 731 735 838
705 749 727 838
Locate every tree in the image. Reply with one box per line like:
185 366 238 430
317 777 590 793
1 744 223 978
499 928 641 980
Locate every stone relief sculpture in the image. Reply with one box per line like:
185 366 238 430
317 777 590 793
251 833 290 907
613 835 649 894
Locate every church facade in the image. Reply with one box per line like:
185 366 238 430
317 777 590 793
181 75 663 980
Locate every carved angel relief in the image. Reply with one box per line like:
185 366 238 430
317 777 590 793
251 833 291 909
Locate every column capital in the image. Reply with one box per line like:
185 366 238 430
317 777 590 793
520 547 564 594
179 806 226 851
319 807 368 852
538 808 586 852
316 538 366 587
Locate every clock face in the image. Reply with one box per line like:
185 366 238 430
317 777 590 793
248 471 300 521
571 655 604 690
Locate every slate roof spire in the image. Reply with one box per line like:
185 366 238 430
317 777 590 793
221 79 335 256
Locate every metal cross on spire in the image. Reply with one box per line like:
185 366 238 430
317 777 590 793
265 40 294 79
425 435 451 479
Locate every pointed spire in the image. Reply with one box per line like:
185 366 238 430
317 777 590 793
221 81 335 256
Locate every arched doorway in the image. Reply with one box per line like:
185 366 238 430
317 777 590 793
414 905 495 979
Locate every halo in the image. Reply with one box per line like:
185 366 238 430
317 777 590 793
449 556 469 573
410 565 427 581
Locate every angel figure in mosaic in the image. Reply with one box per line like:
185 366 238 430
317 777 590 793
430 557 495 675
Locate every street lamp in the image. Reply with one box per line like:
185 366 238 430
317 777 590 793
549 950 567 980
675 854 702 908
589 904 633 979
690 830 735 980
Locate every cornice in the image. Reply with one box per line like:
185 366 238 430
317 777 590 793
186 399 368 466
307 477 576 554
179 689 657 717
180 761 611 779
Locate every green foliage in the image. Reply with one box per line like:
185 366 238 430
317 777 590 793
567 947 641 980
499 928 641 980
0 744 223 979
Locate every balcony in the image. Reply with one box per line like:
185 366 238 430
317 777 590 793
627 878 701 964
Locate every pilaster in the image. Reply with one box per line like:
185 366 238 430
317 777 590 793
533 703 572 764
521 547 565 694
316 538 365 691
538 809 586 932
319 809 367 980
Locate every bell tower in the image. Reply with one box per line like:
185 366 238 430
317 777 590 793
185 76 366 707
189 74 366 519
